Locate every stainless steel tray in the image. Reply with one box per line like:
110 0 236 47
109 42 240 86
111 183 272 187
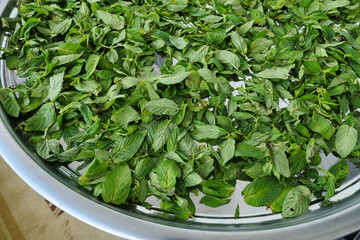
0 1 360 239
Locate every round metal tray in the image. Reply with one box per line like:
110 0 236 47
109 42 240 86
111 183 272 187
1 1 360 239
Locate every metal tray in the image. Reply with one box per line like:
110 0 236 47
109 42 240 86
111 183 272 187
0 1 360 239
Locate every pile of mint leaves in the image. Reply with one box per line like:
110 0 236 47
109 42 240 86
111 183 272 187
1 0 360 220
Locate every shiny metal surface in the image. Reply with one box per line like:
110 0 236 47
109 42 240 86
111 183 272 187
0 0 359 239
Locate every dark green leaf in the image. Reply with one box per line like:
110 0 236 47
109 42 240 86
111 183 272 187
102 164 132 205
242 176 283 207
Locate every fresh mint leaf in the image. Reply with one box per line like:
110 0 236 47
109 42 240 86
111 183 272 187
158 71 191 85
144 99 179 116
102 164 132 205
0 90 20 117
242 176 283 207
157 160 181 190
24 103 56 131
97 10 124 30
270 145 291 178
111 106 141 127
335 125 358 158
219 138 235 165
282 186 313 218
200 195 230 207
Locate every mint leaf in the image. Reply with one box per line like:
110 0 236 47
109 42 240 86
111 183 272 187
97 10 124 30
113 130 147 163
48 71 65 101
216 50 241 70
200 195 230 207
159 71 191 85
255 65 294 79
157 160 181 190
219 138 235 165
24 103 56 131
335 125 358 158
308 113 333 140
0 90 20 117
169 36 189 50
111 106 140 127
144 99 179 116
282 186 313 218
242 176 283 207
102 164 132 205
270 145 291 178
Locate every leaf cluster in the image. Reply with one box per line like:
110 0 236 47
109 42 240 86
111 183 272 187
1 0 360 219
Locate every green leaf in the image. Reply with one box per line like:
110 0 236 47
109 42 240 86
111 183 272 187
216 50 241 70
102 164 132 205
238 20 254 35
159 71 190 85
335 125 358 158
308 113 333 140
304 61 322 74
111 106 140 127
151 39 165 50
329 159 349 186
201 179 235 198
97 10 124 30
306 138 316 163
169 36 189 50
324 175 336 200
269 182 297 212
157 159 181 189
0 90 20 117
243 161 265 179
249 38 273 54
206 29 227 45
192 124 227 140
219 138 235 165
36 139 60 160
85 54 101 79
106 48 118 64
144 98 179 115
49 19 71 35
135 157 160 180
79 2 90 17
230 31 247 54
234 143 263 158
328 73 354 89
178 134 198 157
276 85 294 99
25 103 56 131
197 68 217 83
322 0 350 10
288 150 307 175
48 71 65 101
189 45 209 64
270 145 291 178
255 65 294 79
165 151 186 164
242 176 283 207
200 195 230 207
152 120 174 151
78 158 108 185
282 186 313 218
184 172 202 187
234 204 240 219
201 15 223 23
52 53 83 65
113 130 147 163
